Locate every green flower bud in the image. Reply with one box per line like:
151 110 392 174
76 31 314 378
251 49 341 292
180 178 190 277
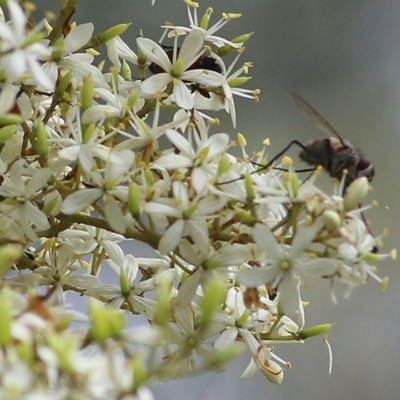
127 92 140 110
0 289 12 346
0 114 24 126
24 32 46 47
196 146 210 164
81 75 94 111
88 300 125 342
60 92 71 118
323 210 341 232
97 23 130 43
47 333 75 374
232 32 254 44
137 41 147 68
111 66 120 89
0 245 22 278
205 343 245 371
154 273 173 326
43 191 62 216
297 323 334 340
129 354 147 388
217 153 231 175
200 277 227 324
55 69 73 100
343 177 369 211
0 124 17 143
16 341 35 364
128 182 142 217
203 259 222 270
217 33 253 56
35 121 48 158
122 60 132 81
83 123 95 144
244 173 255 202
144 168 155 186
288 172 300 197
234 207 257 225
51 36 65 61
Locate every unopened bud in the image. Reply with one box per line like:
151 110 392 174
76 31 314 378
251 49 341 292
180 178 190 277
81 76 94 111
0 114 23 126
217 153 231 176
200 277 227 324
343 177 369 211
51 36 64 61
298 323 334 339
35 121 48 158
153 273 173 326
122 60 132 81
128 182 141 217
0 124 17 143
244 173 255 202
0 289 12 345
55 69 73 100
323 210 341 232
98 24 130 43
88 300 125 342
0 245 22 278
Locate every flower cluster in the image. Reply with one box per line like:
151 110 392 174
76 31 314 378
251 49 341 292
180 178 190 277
0 0 394 398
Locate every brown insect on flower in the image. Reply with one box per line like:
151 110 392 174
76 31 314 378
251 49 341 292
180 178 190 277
218 93 375 194
289 92 374 192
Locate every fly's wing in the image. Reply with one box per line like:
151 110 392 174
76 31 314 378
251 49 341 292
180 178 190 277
290 92 347 146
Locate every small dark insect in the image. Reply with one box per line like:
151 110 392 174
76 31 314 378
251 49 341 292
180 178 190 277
148 44 222 75
290 92 375 191
217 93 375 193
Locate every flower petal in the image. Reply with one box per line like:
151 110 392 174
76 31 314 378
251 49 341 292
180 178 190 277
61 188 102 214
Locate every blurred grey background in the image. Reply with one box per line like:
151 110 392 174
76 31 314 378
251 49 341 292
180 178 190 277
35 1 400 399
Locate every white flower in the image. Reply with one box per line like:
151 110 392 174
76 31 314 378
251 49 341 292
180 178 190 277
106 36 138 70
145 181 225 255
0 160 52 241
56 23 106 88
0 0 53 89
240 329 286 384
214 287 273 350
153 128 230 193
34 245 99 291
85 254 158 319
336 215 391 295
192 51 259 127
137 29 225 109
164 4 244 49
239 222 339 328
157 305 225 378
58 225 125 265
111 102 189 150
61 148 134 234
